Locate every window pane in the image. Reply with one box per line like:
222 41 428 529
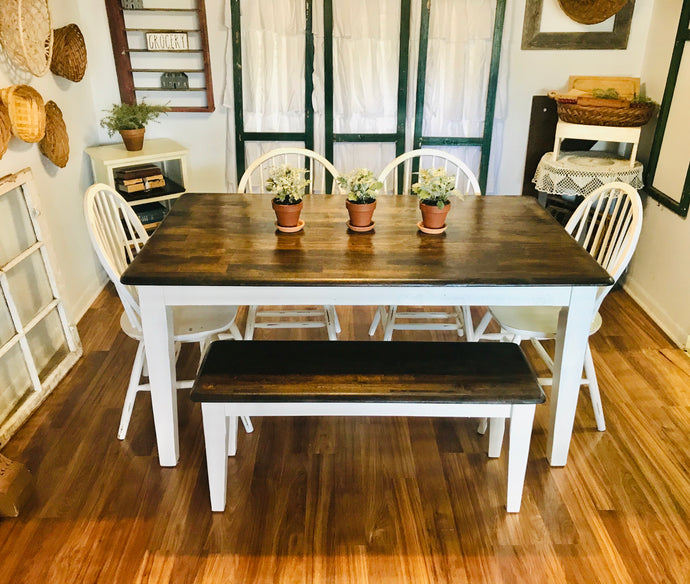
0 288 15 346
5 251 54 326
0 342 32 423
0 186 37 265
26 308 69 382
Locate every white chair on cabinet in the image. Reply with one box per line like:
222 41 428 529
369 148 482 341
84 183 252 439
475 182 643 432
238 147 342 340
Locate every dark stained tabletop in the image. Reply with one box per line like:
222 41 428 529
121 193 613 287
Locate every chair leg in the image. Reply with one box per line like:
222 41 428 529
325 306 339 340
477 417 488 435
473 311 493 340
240 416 254 433
328 305 341 334
383 306 397 341
462 305 474 341
488 417 505 458
368 306 386 336
583 343 606 431
244 305 258 340
118 341 147 440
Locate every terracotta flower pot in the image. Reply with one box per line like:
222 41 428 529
272 199 303 227
119 128 145 151
419 200 450 229
346 200 376 227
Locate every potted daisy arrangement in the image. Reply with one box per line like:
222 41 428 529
266 164 310 231
412 167 462 231
336 168 382 232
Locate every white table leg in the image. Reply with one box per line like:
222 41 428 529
201 403 229 512
138 287 179 467
548 286 597 466
506 404 536 513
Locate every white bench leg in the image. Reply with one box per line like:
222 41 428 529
506 403 536 513
201 403 229 512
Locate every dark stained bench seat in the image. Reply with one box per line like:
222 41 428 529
191 341 545 513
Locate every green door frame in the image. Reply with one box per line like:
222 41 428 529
230 0 315 180
413 0 506 194
323 0 411 168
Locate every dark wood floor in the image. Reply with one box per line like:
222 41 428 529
1 286 689 583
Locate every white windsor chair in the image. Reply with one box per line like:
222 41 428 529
475 182 644 433
369 148 482 341
84 183 251 439
237 147 343 340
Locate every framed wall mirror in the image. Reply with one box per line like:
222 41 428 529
645 2 690 218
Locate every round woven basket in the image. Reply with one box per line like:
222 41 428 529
557 0 628 25
557 102 655 127
0 85 46 142
0 101 11 159
39 101 69 167
50 24 87 82
0 0 53 76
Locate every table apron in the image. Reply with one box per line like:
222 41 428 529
150 285 580 307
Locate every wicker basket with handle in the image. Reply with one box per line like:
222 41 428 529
0 0 53 76
50 24 87 82
0 101 11 159
556 102 656 127
0 85 46 143
39 101 69 167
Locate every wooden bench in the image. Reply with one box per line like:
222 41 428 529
191 341 545 513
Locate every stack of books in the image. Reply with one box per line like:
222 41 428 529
135 202 168 229
115 164 166 195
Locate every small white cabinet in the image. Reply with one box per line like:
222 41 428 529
85 138 189 229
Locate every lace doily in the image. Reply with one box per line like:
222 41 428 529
533 151 644 197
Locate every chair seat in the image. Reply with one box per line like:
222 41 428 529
489 306 603 339
120 305 240 342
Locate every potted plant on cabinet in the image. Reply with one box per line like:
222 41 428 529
266 164 310 232
337 168 382 232
412 167 462 232
99 101 169 151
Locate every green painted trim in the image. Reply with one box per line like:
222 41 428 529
334 134 400 142
324 0 334 164
230 0 245 179
243 133 308 142
305 0 314 151
412 0 430 153
645 0 690 217
420 137 484 146
397 0 411 158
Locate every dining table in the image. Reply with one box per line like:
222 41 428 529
121 192 612 468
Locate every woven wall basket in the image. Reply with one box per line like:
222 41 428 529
0 102 11 159
39 101 69 167
0 0 54 76
557 0 629 25
50 24 87 82
557 102 655 127
0 85 46 143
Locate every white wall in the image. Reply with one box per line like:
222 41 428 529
0 0 105 325
625 0 690 348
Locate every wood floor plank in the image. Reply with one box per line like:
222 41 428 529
0 285 688 583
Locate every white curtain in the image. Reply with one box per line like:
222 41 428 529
224 0 509 193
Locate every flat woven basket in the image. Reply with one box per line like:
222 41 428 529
0 101 11 159
50 24 87 82
39 100 69 167
556 102 656 127
0 85 46 143
0 0 53 76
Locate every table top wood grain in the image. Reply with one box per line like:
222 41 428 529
121 193 612 287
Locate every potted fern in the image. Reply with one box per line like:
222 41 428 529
266 164 310 231
100 101 169 151
412 167 462 231
336 168 382 231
